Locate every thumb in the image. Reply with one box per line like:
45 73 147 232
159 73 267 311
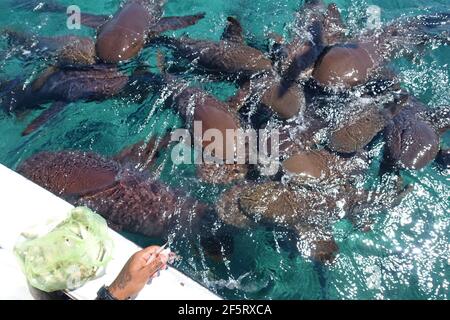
140 245 161 261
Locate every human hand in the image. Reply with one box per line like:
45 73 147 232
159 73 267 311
108 246 169 300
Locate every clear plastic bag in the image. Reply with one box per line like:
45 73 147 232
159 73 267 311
14 207 114 292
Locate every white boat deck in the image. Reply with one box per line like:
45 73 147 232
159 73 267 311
0 164 221 300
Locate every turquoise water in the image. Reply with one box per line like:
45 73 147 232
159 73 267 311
0 0 449 299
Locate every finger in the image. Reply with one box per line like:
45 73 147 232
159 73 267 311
168 252 177 264
139 245 161 261
144 255 164 272
150 267 166 280
158 252 170 265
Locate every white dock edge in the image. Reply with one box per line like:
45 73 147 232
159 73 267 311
0 164 221 300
